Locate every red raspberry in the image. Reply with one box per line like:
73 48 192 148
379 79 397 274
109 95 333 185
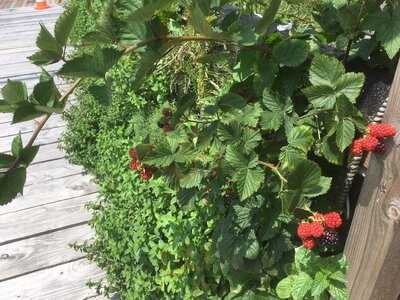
361 135 379 152
368 124 396 138
140 168 153 180
129 160 141 171
352 138 364 156
309 221 324 238
162 123 174 133
297 222 312 240
324 212 343 229
303 238 315 250
129 148 138 160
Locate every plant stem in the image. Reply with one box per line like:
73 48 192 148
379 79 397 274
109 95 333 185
258 161 288 183
343 39 353 66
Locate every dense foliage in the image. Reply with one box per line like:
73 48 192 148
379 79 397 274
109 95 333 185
1 0 400 299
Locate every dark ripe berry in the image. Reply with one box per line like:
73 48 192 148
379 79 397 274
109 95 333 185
318 230 339 247
303 238 315 250
323 212 343 229
130 160 141 171
352 138 364 156
162 108 173 117
374 139 386 154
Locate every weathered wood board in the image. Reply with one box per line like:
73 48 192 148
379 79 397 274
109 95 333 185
345 60 400 299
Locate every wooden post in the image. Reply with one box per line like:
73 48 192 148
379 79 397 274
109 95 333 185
345 59 400 300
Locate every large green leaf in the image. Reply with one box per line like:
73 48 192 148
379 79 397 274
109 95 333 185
273 39 310 67
11 134 23 157
287 126 313 153
260 111 284 131
12 104 44 124
328 282 348 300
336 119 355 151
335 72 365 103
0 153 15 169
309 55 345 87
0 167 26 205
180 169 204 188
291 272 313 300
362 6 400 59
217 93 247 111
29 24 63 65
311 272 330 298
276 275 295 299
32 79 61 107
1 80 28 103
55 7 78 46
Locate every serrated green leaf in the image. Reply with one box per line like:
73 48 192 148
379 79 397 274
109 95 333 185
260 111 284 131
1 80 28 103
55 7 78 46
309 55 345 87
143 142 175 167
217 93 247 111
218 122 242 144
262 89 290 112
244 230 260 259
320 136 343 165
233 205 253 229
59 48 121 78
362 6 400 59
242 128 262 153
29 23 62 65
276 275 296 299
0 167 26 205
287 126 313 153
335 73 365 103
11 134 23 157
273 39 310 67
32 79 61 107
279 146 306 170
235 166 265 200
328 282 348 300
336 119 355 151
28 50 62 66
12 104 43 124
292 272 313 300
329 271 347 284
303 85 337 109
19 146 40 167
311 272 330 297
180 169 204 188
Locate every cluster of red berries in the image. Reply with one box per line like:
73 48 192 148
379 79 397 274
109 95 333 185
352 123 396 156
297 212 343 250
158 108 174 133
129 148 153 180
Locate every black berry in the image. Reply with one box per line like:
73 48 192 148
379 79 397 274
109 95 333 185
318 230 339 247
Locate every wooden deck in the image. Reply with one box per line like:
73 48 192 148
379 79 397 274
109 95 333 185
0 6 104 299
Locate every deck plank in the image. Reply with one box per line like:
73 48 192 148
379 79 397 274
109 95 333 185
0 259 103 300
0 224 93 281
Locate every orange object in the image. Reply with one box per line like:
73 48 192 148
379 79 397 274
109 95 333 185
35 0 49 10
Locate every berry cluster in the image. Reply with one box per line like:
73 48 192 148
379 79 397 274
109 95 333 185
297 212 343 250
158 108 174 133
352 123 396 156
129 148 153 180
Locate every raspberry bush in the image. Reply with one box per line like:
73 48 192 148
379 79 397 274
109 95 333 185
1 0 400 299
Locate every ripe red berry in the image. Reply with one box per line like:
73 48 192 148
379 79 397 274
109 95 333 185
362 135 379 152
309 221 324 238
297 222 312 240
130 160 141 171
129 148 138 160
368 123 396 138
140 168 153 180
303 238 315 250
324 212 343 229
352 138 364 156
162 123 174 133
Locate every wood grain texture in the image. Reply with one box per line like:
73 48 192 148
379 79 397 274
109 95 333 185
0 174 98 214
0 193 96 244
0 224 93 281
345 59 400 299
0 258 104 300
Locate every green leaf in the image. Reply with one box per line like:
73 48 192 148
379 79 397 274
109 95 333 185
1 80 28 103
59 48 121 78
217 93 247 111
233 205 253 229
180 169 204 188
311 272 330 297
303 85 337 109
320 136 343 165
89 84 112 105
256 0 282 35
362 6 400 59
287 126 313 153
291 272 313 300
11 134 23 157
0 167 26 205
29 23 63 65
335 72 365 103
127 0 176 23
191 3 218 38
276 276 295 299
273 39 310 67
19 146 40 166
262 89 291 112
260 111 284 131
309 55 345 87
143 142 176 167
244 230 260 260
12 103 44 124
32 78 61 107
329 271 347 284
0 153 15 169
29 50 62 66
336 119 355 151
55 7 78 46
328 282 348 300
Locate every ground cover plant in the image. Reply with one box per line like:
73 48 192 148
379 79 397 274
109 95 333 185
1 0 400 299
